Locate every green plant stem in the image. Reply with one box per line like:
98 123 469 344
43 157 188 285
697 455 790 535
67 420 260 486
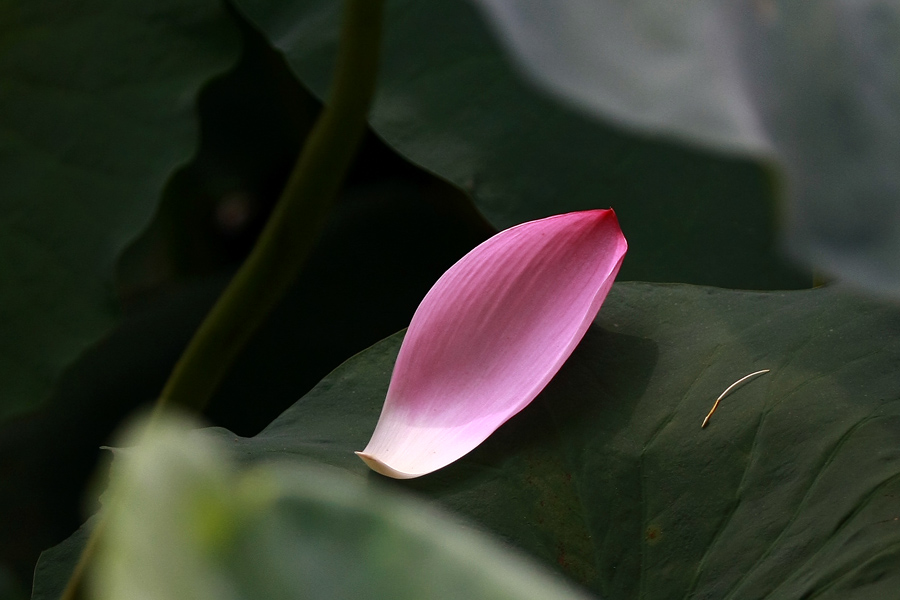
153 0 385 415
59 1 385 598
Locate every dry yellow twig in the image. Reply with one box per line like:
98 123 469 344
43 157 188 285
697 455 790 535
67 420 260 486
702 369 770 428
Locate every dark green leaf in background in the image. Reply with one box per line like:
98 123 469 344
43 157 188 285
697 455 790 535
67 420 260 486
207 282 900 599
230 0 809 290
742 2 900 294
2 6 493 586
0 0 240 421
471 0 900 294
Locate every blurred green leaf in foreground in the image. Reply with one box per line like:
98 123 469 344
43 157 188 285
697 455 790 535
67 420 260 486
76 413 593 600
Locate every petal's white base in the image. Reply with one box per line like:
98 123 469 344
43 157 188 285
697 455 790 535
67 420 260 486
355 452 420 479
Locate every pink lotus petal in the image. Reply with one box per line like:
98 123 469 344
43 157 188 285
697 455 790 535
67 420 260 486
357 209 627 478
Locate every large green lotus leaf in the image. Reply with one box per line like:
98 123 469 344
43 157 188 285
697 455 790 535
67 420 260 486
31 517 97 600
33 417 592 600
230 0 808 290
0 0 239 421
470 1 900 294
208 282 900 599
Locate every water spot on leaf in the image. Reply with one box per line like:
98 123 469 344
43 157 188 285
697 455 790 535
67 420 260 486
645 524 663 545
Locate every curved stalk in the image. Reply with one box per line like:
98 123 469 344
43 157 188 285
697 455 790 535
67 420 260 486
60 1 385 598
156 0 385 415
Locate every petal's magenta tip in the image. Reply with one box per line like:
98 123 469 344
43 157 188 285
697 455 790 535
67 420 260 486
359 209 627 478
